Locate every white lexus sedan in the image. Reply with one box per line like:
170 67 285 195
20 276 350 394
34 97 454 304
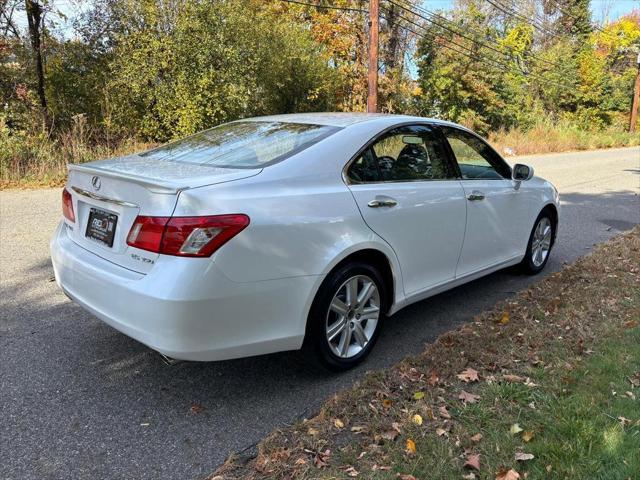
51 113 559 370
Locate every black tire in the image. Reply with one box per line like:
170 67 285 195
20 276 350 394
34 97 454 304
520 211 555 275
303 261 387 371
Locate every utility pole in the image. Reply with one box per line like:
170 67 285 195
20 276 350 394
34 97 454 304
630 52 640 133
367 0 379 113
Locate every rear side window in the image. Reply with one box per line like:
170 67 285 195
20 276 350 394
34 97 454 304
348 125 455 183
441 127 511 180
140 121 340 168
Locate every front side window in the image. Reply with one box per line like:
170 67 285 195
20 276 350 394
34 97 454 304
140 121 340 168
442 127 510 180
348 125 454 183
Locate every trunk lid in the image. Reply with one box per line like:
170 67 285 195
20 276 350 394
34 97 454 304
65 154 261 273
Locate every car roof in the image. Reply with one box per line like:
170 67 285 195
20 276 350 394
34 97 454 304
240 112 462 129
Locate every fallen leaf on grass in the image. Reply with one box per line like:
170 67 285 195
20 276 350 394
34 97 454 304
439 405 452 419
376 429 399 442
521 431 534 442
515 452 534 461
436 427 447 437
350 425 366 434
334 418 344 429
457 368 480 383
372 464 391 471
428 370 440 386
510 424 523 434
382 399 393 409
623 320 638 329
459 390 480 404
618 416 631 427
503 374 525 383
499 311 510 325
190 403 204 414
397 474 417 480
308 427 319 436
412 414 423 426
413 391 425 400
406 438 417 454
464 453 481 471
343 466 359 477
624 391 636 400
496 468 520 480
470 433 483 442
462 474 476 480
312 450 330 468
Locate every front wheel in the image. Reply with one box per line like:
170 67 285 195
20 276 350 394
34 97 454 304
303 262 386 371
521 213 555 274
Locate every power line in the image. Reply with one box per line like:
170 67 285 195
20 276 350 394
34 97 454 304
278 0 577 93
386 0 570 77
500 0 557 36
277 0 368 14
386 0 517 64
485 0 557 38
379 7 577 94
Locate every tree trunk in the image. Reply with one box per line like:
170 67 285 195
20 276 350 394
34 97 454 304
25 0 51 131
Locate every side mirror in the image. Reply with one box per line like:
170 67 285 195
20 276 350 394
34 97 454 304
512 163 534 182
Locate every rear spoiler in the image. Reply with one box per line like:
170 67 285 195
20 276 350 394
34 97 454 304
68 163 185 194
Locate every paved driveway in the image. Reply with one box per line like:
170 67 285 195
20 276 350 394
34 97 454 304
1 147 638 480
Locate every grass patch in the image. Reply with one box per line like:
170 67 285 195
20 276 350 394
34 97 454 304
488 121 640 156
409 330 640 479
212 228 640 480
0 122 152 189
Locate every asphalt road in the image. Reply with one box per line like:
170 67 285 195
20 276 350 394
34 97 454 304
1 147 638 480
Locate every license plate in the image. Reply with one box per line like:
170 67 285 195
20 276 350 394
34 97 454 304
85 208 118 247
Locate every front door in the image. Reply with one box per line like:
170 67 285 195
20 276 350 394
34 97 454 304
346 124 467 295
440 126 531 277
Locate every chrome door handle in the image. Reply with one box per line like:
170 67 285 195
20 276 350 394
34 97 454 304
466 191 485 201
367 198 397 208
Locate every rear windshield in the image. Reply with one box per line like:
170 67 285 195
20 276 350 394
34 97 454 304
140 121 340 168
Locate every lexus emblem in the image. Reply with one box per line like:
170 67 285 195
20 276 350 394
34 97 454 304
91 176 101 191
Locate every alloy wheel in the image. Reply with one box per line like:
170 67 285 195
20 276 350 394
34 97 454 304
531 217 552 267
325 275 380 359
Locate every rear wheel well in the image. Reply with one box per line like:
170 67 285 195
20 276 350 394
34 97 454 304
330 249 394 314
540 204 558 246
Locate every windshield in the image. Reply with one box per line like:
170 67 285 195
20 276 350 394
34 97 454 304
140 121 340 168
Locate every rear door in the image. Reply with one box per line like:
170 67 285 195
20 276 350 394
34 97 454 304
439 126 531 276
346 124 467 295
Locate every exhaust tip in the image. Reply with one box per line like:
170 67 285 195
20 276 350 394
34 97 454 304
159 353 181 366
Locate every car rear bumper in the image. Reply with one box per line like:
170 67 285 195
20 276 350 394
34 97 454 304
50 221 321 361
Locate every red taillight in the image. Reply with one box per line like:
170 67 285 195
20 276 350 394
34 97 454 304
62 188 75 222
126 214 250 257
126 216 170 253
